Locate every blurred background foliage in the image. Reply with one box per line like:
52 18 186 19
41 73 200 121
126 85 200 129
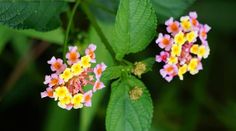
0 0 236 131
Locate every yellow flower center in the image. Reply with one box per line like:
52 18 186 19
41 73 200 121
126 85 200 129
186 31 197 43
72 94 84 109
168 56 178 64
188 58 198 75
59 94 72 105
60 68 73 82
71 62 83 76
190 44 199 54
55 86 69 99
174 32 186 45
81 55 91 68
171 44 182 56
181 20 191 31
197 45 206 58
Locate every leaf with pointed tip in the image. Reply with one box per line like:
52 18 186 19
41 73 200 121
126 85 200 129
141 57 155 73
106 76 153 131
101 65 131 84
112 0 157 60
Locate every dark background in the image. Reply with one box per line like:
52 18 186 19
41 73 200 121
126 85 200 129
0 0 236 131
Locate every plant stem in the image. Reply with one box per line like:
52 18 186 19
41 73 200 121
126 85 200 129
63 0 81 62
81 3 117 61
122 59 133 66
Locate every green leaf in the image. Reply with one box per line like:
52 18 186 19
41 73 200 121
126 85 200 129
88 0 118 23
0 1 66 31
106 76 153 131
140 57 155 73
113 0 157 60
101 65 131 84
151 0 196 22
16 28 64 44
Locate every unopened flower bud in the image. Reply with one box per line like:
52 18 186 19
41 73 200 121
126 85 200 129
132 62 146 78
129 86 143 100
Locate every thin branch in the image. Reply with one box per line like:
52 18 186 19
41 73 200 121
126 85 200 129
81 3 117 61
63 0 81 62
0 41 49 101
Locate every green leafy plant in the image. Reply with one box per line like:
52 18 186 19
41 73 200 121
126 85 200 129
0 1 66 31
0 0 202 131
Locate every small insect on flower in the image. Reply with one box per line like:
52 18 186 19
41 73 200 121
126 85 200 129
41 44 107 110
155 11 211 82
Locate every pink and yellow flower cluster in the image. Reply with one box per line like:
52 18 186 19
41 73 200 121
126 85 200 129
41 44 107 110
156 12 211 82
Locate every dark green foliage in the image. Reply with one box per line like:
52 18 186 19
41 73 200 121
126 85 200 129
0 0 66 31
0 0 236 131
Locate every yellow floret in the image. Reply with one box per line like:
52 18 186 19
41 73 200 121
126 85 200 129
181 16 191 31
171 44 182 56
60 68 73 82
198 45 210 59
54 86 69 100
58 94 72 109
178 64 187 80
81 55 91 68
168 56 178 64
174 31 186 45
188 58 199 75
72 93 84 109
186 31 197 43
190 44 199 54
71 62 83 76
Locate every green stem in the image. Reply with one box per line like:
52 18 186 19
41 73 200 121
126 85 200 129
63 0 81 62
81 3 117 61
122 59 133 66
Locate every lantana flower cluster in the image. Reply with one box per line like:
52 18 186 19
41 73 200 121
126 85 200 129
156 12 211 82
41 44 107 110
